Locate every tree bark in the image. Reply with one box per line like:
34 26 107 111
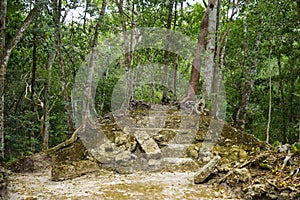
53 0 74 132
266 60 272 144
237 16 261 131
213 0 239 119
82 0 106 129
116 0 133 105
203 0 218 117
43 50 56 150
0 2 37 158
162 0 174 103
172 0 182 99
0 0 7 159
185 1 213 100
30 28 38 152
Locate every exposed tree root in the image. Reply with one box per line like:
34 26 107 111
45 125 82 154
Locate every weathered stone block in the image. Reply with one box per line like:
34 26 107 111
194 155 221 184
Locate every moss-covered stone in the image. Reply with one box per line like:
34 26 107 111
52 139 88 166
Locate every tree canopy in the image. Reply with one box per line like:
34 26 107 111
0 0 299 161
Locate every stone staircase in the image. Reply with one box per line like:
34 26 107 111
82 104 205 173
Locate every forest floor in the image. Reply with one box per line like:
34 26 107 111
6 168 238 199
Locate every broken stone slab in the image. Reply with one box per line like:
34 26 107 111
194 155 221 184
134 130 161 156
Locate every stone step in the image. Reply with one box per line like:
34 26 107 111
113 112 201 130
161 144 190 157
122 127 196 144
114 112 201 120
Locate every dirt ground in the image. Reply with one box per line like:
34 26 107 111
6 169 239 200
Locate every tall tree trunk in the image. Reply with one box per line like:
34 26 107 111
213 0 239 119
237 17 261 131
0 0 7 159
82 0 106 129
43 50 56 150
266 59 272 144
203 0 218 117
30 28 37 152
162 0 174 103
116 0 133 105
277 54 287 143
0 2 37 158
147 51 155 104
172 0 183 99
53 0 74 132
185 0 214 100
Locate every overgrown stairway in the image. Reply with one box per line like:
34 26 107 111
82 103 206 173
50 102 268 180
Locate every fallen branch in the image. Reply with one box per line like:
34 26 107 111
281 151 292 170
218 151 271 184
282 167 300 181
218 169 234 184
45 125 82 154
239 151 271 168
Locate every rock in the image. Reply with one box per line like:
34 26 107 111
194 155 221 184
244 184 267 198
187 144 199 159
195 130 207 141
279 191 290 199
277 144 291 153
238 149 248 160
114 131 137 152
153 130 176 147
51 160 100 181
233 168 251 182
134 130 161 155
52 139 87 166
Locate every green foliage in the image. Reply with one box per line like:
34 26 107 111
292 143 300 153
2 0 300 161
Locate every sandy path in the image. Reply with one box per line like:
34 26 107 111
6 169 238 200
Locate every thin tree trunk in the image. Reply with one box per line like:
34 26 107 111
0 2 37 158
0 0 7 159
237 16 261 131
30 28 37 152
147 51 155 104
82 0 106 129
172 0 182 99
162 0 174 103
42 50 56 150
53 0 74 132
277 54 287 143
266 60 272 144
213 0 239 119
116 0 133 105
